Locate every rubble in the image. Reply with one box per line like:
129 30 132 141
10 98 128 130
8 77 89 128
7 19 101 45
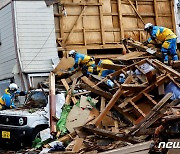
15 39 180 153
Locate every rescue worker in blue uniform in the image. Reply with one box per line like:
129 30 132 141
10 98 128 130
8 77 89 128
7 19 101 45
0 83 17 110
68 50 96 75
96 59 115 77
95 59 115 87
143 23 179 64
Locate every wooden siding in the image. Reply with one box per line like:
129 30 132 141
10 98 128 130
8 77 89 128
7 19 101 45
14 1 58 73
54 0 176 51
0 3 16 80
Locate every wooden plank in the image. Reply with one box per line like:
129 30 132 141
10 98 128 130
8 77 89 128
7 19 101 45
152 59 180 78
61 79 77 104
82 16 86 46
172 60 180 69
71 77 77 93
72 138 84 153
61 79 71 104
83 125 128 141
126 0 145 25
117 0 124 39
80 83 112 99
143 92 157 105
99 141 152 154
153 0 158 25
53 57 74 74
170 0 176 33
58 131 76 142
94 88 123 126
158 84 165 95
100 97 106 112
114 52 146 61
65 6 87 44
121 84 147 91
131 93 173 135
81 76 102 91
100 63 125 70
132 75 168 102
63 2 102 6
99 0 105 44
129 100 146 117
66 71 83 84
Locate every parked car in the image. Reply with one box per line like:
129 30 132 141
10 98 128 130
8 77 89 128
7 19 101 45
0 90 49 149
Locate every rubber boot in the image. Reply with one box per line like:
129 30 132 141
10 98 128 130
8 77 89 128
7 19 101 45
172 54 179 61
163 53 168 64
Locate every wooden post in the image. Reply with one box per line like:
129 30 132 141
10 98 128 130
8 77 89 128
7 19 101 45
94 88 123 126
82 16 87 46
49 72 56 134
117 0 124 39
170 0 176 33
99 0 105 45
153 0 158 25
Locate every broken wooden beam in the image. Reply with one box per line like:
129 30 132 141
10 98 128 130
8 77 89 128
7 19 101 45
94 88 123 127
83 125 126 141
130 92 173 136
101 63 125 70
152 59 180 78
80 83 112 99
61 79 77 104
121 84 148 91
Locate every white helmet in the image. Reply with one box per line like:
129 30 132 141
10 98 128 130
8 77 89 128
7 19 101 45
68 50 76 57
9 83 18 91
144 23 153 31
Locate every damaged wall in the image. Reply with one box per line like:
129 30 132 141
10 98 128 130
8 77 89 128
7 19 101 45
54 0 176 52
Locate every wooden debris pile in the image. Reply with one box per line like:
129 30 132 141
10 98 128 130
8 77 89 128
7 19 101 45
41 56 180 154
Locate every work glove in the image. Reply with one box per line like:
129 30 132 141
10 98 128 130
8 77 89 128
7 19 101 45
143 41 149 46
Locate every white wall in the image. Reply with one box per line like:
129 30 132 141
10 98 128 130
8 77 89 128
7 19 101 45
0 0 11 9
0 3 17 80
14 1 58 73
175 0 180 43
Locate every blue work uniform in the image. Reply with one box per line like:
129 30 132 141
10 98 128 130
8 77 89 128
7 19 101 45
0 89 15 110
71 53 95 75
97 59 115 77
147 26 178 62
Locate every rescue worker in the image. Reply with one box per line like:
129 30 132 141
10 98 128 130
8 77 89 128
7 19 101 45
96 59 115 77
143 23 179 64
0 83 18 110
68 50 96 75
96 59 115 87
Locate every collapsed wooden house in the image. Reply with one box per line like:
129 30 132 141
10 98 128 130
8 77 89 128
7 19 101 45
45 55 180 153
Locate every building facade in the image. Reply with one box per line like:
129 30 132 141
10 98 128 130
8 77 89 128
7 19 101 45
0 0 58 93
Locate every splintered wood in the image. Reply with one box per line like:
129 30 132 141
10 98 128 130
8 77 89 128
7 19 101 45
47 55 180 153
